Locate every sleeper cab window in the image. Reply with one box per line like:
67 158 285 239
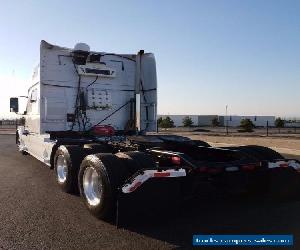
30 89 37 102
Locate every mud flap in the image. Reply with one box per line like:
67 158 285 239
212 172 252 196
117 177 182 220
267 168 299 200
210 169 271 199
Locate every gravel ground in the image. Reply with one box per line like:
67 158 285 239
0 134 300 250
159 132 300 155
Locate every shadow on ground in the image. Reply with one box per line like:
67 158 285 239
116 191 299 249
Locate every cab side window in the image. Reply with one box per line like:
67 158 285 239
30 89 37 103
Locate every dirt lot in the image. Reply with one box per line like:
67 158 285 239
159 131 300 155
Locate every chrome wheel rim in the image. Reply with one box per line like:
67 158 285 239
83 167 102 206
56 155 68 183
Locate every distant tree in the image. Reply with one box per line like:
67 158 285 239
158 116 174 128
240 118 255 132
182 116 193 127
157 117 163 127
275 117 285 133
211 117 220 127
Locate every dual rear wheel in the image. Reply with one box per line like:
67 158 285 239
53 146 154 219
53 144 112 193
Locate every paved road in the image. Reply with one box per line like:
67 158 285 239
0 134 300 249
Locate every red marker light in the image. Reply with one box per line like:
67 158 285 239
279 163 289 168
171 156 181 165
154 172 171 177
242 165 256 171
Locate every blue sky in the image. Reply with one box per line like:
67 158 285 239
0 0 299 118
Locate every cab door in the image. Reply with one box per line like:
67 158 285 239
23 86 45 160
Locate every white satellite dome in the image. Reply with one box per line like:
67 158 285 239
74 43 90 52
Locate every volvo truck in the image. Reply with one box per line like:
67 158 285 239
10 41 300 220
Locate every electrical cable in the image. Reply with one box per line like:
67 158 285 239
70 52 136 132
71 59 83 131
101 53 136 62
86 76 98 90
89 99 132 131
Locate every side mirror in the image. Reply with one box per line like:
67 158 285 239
10 97 19 113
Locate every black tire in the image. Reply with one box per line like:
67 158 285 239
78 153 128 219
54 145 84 193
115 151 156 176
238 145 284 161
53 144 112 193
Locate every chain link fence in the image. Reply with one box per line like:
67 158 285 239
0 119 25 130
159 125 300 137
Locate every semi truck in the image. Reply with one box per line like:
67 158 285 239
10 41 300 220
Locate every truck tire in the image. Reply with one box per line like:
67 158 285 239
238 145 284 161
115 151 156 175
54 145 84 193
78 153 128 219
53 144 111 193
